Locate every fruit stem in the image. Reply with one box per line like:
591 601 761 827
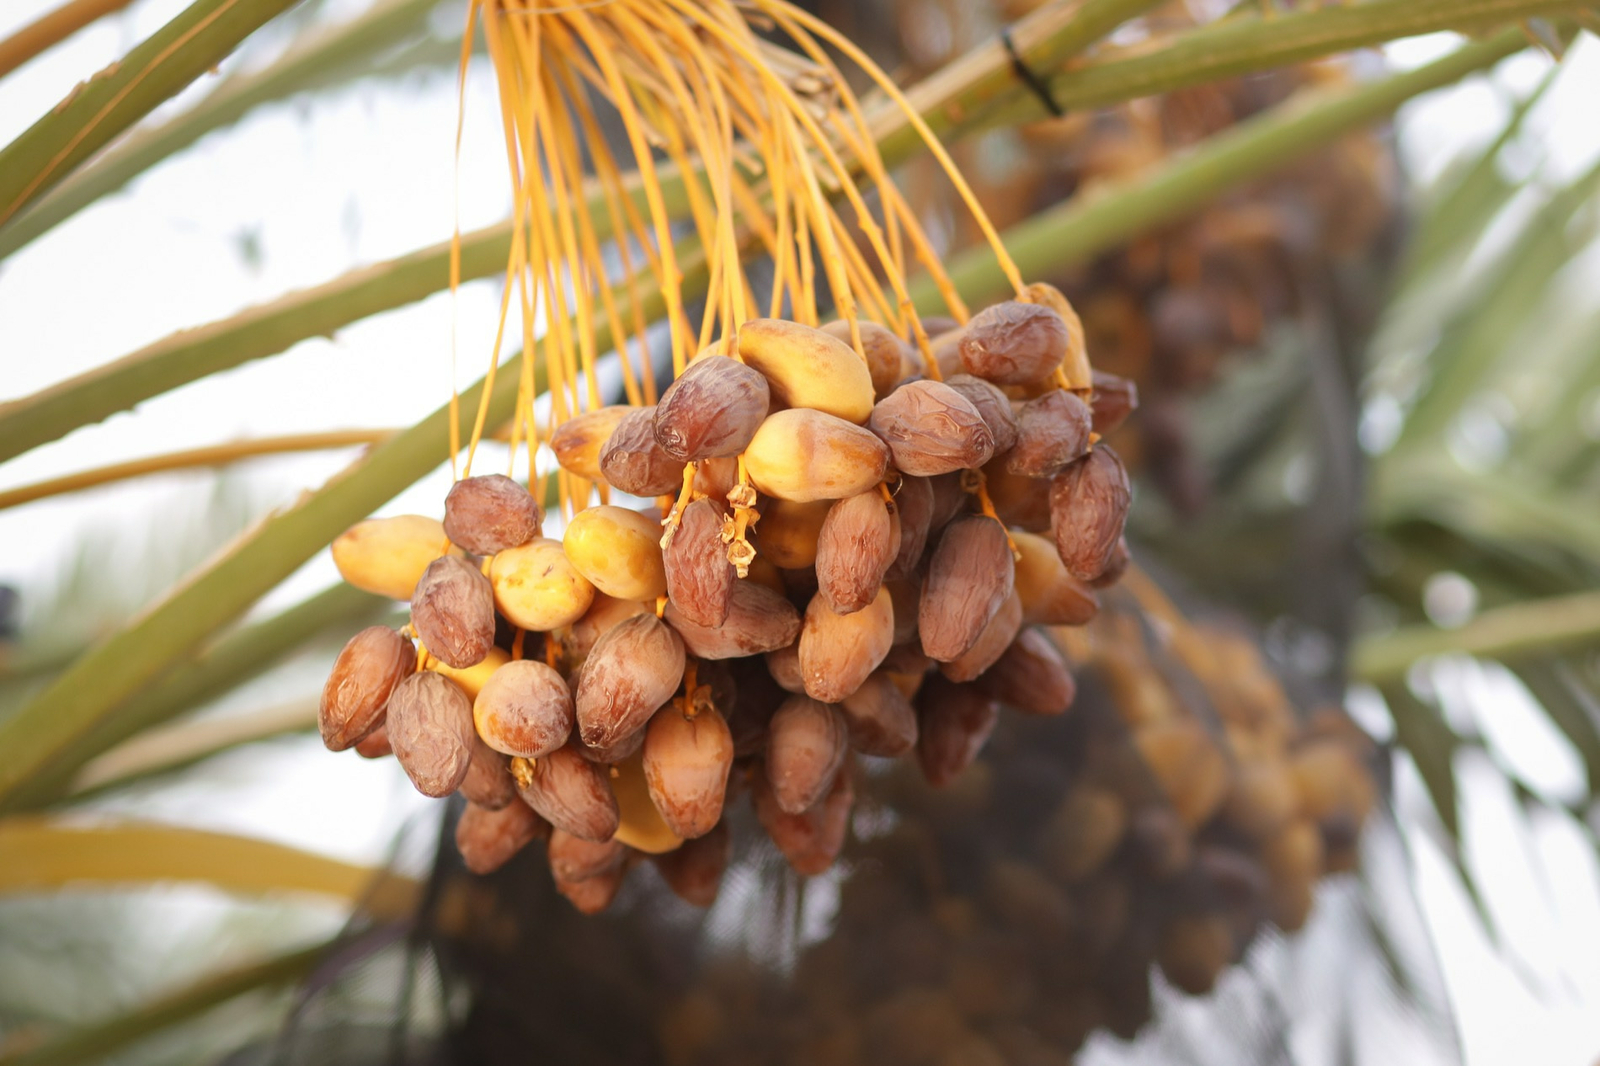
510 628 526 662
0 430 397 512
963 469 1020 561
681 659 700 719
660 461 700 549
724 459 759 578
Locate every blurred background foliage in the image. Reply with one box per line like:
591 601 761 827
1 0 1600 1062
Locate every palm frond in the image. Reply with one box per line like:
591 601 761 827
0 0 461 259
0 0 305 226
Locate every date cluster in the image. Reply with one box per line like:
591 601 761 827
318 283 1139 913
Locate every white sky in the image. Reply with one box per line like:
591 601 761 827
1 4 1599 1063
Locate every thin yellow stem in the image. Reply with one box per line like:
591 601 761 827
567 7 691 376
765 0 1028 295
0 431 397 511
0 0 138 80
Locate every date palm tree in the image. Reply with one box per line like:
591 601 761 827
1 0 1597 1062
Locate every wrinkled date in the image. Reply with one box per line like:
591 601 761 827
411 555 497 670
575 614 686 749
473 658 574 758
1050 446 1132 582
938 589 1022 684
665 580 801 659
387 671 477 798
513 746 620 842
664 497 735 627
838 671 918 757
643 704 735 839
799 586 894 704
915 674 1000 787
765 695 848 814
1007 389 1093 478
455 800 548 875
752 757 853 876
868 379 995 476
319 626 414 751
599 406 688 496
815 490 897 615
980 627 1077 716
943 374 1019 455
959 300 1069 386
919 515 1015 662
885 474 936 582
443 474 541 555
550 406 632 481
653 355 771 460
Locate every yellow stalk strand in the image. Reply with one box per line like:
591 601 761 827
567 8 691 375
546 67 645 412
761 6 915 296
764 0 1027 295
826 205 900 331
463 204 527 477
447 0 485 481
659 0 943 359
515 266 541 496
554 48 657 405
0 431 395 511
632 1 747 330
794 144 817 324
537 66 603 416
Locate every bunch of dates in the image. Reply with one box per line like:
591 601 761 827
319 283 1140 913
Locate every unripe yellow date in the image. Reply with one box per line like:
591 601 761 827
331 515 449 600
562 505 668 601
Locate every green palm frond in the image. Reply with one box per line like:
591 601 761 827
0 0 307 226
1349 53 1600 929
0 0 464 260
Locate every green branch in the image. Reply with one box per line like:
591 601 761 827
0 0 454 259
3 582 387 811
1353 588 1600 683
0 818 416 906
1029 0 1581 117
67 698 324 800
879 0 1166 159
0 230 508 464
0 0 308 228
915 30 1532 309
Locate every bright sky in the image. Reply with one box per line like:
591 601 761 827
1 3 1599 1063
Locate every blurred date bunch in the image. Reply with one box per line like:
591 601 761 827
317 285 1138 914
655 597 1378 1064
